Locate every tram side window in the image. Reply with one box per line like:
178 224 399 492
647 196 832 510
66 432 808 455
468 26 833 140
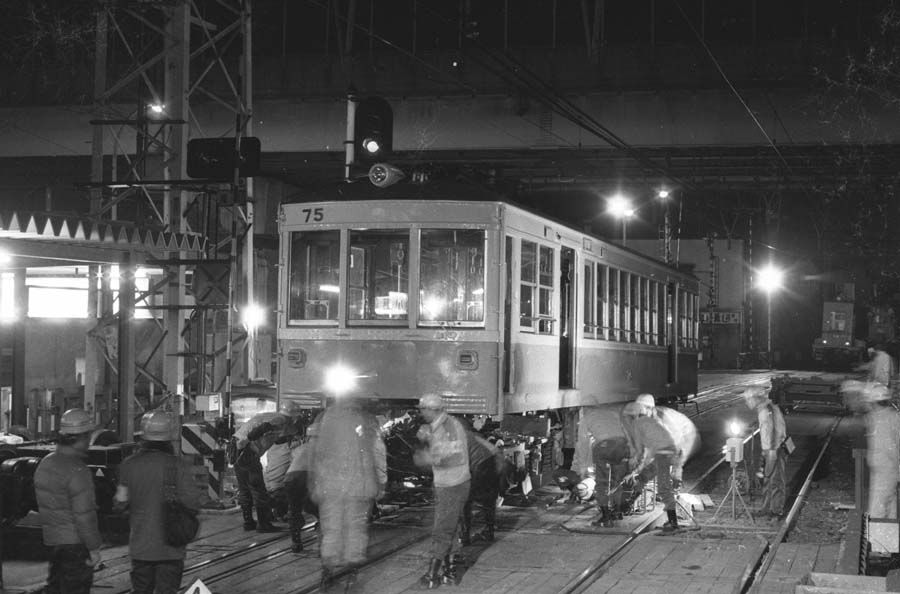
348 230 409 322
582 263 593 337
519 240 555 333
419 229 486 324
640 277 649 344
288 230 340 324
620 272 630 342
608 268 618 341
596 264 607 340
649 280 659 345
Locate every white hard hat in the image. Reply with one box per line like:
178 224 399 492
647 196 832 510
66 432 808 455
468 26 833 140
139 410 177 441
418 393 444 410
59 409 94 435
635 394 655 409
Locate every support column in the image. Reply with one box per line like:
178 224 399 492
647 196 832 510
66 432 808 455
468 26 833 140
162 1 189 400
84 264 99 417
117 255 135 441
11 268 25 427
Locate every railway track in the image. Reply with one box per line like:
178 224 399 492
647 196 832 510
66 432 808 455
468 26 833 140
552 414 844 594
86 376 844 594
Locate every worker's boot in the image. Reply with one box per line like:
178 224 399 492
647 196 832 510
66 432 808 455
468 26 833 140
290 511 305 553
442 555 460 585
591 506 611 527
320 566 335 592
662 509 679 532
241 506 256 531
418 558 443 589
479 522 495 542
256 506 279 532
458 511 472 546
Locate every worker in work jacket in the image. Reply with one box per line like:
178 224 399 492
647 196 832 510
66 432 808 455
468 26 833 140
743 387 788 518
416 393 471 588
625 394 682 532
34 408 103 594
233 411 296 532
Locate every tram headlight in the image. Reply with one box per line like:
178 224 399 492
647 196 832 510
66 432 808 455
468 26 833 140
324 365 358 396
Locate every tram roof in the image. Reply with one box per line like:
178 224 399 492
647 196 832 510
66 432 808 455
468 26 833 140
285 181 697 281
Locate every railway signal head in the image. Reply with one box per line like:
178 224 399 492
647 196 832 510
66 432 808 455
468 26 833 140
354 97 393 164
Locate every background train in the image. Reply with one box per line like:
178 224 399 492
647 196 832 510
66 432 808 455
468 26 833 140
277 196 700 478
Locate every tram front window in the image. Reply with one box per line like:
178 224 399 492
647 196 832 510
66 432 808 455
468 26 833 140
419 229 485 324
288 230 340 324
348 230 409 321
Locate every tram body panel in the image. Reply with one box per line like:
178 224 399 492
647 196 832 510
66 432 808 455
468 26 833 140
280 336 500 414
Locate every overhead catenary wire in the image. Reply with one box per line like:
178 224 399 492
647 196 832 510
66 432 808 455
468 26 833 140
671 0 793 175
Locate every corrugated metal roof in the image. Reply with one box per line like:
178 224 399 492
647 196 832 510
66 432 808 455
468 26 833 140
0 211 205 256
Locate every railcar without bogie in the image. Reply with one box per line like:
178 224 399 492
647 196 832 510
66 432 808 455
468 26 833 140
277 198 699 423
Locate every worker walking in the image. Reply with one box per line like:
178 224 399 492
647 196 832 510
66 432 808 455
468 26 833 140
415 393 471 589
625 394 682 532
743 387 788 518
115 411 201 594
33 408 103 594
310 394 386 591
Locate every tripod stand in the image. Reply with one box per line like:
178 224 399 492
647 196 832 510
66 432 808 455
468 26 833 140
711 461 755 523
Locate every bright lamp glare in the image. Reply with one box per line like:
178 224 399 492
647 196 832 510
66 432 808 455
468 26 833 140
148 102 165 115
241 303 266 329
727 420 743 437
657 189 670 199
607 195 635 219
757 265 784 293
0 251 10 265
324 365 358 396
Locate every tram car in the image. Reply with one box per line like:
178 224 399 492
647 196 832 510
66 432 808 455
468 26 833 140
276 198 700 424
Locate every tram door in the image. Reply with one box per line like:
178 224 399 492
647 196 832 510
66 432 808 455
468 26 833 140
503 236 513 393
559 248 576 388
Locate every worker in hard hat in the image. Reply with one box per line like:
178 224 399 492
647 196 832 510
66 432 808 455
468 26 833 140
415 393 471 589
233 409 297 532
624 394 682 532
34 408 103 594
115 410 201 594
742 387 788 519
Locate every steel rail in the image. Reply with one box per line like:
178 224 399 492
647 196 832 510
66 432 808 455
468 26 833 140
738 415 843 594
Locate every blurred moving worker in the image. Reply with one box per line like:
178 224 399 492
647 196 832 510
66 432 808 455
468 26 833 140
416 393 471 589
115 411 200 594
310 395 386 591
849 381 900 518
459 430 506 545
284 424 319 553
623 394 683 532
860 344 894 388
743 387 788 518
591 435 631 526
233 407 297 532
34 408 103 594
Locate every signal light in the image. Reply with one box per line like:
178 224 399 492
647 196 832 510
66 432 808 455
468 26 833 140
354 97 393 164
368 163 405 188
